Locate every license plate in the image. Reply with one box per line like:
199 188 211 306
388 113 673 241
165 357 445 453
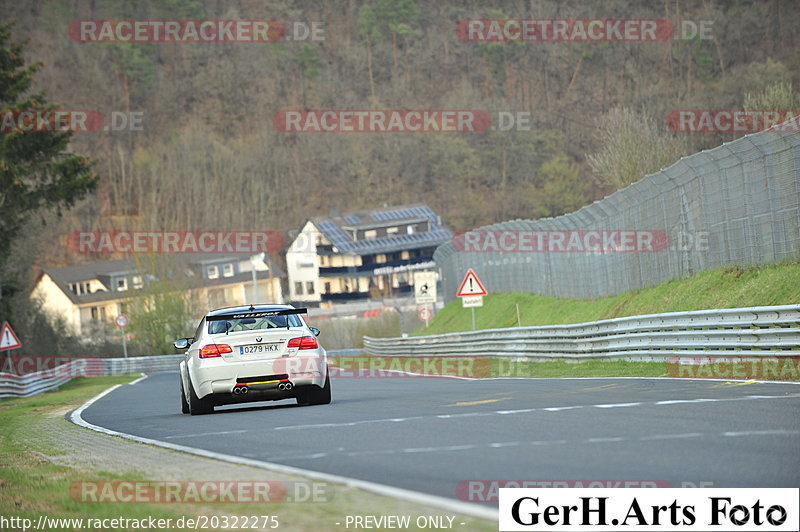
238 343 281 355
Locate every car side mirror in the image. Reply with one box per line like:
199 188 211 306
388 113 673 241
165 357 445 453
173 338 190 349
309 327 320 337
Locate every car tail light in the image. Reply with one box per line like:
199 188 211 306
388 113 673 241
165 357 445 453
287 336 318 350
199 344 232 358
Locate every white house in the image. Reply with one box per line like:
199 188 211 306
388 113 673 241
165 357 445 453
285 204 451 305
32 254 284 336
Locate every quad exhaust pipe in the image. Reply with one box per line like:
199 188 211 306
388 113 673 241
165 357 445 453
235 382 291 393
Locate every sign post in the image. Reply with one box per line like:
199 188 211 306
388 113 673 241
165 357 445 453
418 306 432 328
455 269 487 331
415 271 438 329
115 314 129 358
0 321 22 373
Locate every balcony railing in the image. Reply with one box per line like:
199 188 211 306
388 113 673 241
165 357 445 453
318 256 432 277
320 284 413 302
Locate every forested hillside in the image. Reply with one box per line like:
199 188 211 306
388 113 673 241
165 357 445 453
2 0 798 271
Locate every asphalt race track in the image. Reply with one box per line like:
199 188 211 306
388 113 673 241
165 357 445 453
80 372 800 505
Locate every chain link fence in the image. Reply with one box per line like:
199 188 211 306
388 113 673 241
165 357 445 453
435 122 800 301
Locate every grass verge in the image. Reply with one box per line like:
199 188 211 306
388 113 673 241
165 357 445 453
0 376 188 528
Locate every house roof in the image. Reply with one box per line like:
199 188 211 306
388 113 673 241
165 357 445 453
40 255 285 306
309 203 452 255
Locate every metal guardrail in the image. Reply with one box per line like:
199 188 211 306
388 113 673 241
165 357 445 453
363 305 800 361
0 356 183 399
0 349 363 399
4 303 795 400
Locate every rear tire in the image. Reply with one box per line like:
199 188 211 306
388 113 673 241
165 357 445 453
297 373 331 406
188 377 213 415
180 378 190 414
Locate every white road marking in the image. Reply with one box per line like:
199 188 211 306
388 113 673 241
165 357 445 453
543 406 584 412
272 392 800 431
269 429 799 462
489 441 521 448
638 433 703 441
164 429 247 440
435 412 493 419
128 373 148 386
594 402 642 408
722 430 800 437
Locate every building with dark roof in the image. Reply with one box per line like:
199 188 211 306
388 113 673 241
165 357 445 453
285 203 451 305
32 254 284 336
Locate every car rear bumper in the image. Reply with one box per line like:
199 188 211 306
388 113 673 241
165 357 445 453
190 353 327 398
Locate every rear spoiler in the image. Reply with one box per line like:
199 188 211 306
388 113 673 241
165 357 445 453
206 308 308 321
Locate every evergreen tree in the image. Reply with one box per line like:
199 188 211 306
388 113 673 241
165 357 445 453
0 23 97 315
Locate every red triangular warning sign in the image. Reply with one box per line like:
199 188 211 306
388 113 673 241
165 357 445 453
0 322 22 351
456 269 488 297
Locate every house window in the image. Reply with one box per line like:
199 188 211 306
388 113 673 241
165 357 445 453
83 282 91 294
387 226 399 235
132 275 143 289
119 303 128 315
401 251 410 260
407 225 415 235
295 282 304 295
324 282 331 293
222 263 234 277
207 266 219 279
69 283 78 295
306 281 315 295
364 229 377 240
91 307 99 320
117 278 128 291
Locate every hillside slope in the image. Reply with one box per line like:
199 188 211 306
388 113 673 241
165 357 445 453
416 261 800 335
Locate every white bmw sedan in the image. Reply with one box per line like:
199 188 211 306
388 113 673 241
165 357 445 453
174 305 331 415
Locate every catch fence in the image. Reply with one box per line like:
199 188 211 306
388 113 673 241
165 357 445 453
434 120 800 300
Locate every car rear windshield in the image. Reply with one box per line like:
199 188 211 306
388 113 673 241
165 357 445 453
207 314 304 334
